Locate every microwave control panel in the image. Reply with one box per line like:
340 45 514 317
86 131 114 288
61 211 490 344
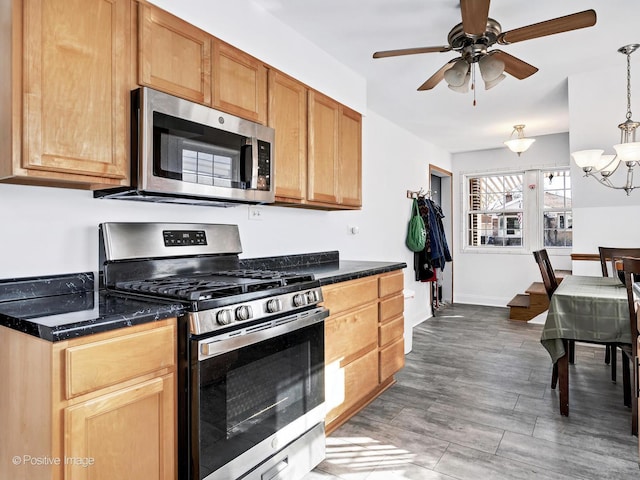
256 140 271 190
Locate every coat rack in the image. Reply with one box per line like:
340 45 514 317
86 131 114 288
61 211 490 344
406 188 434 199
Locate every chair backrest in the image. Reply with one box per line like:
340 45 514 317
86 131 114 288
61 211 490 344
533 249 558 300
599 247 640 277
622 256 640 351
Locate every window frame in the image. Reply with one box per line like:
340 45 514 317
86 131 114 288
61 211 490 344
540 168 573 250
464 171 526 251
462 167 572 254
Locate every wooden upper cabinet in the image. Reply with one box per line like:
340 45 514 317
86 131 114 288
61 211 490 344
308 90 339 205
213 40 267 124
268 70 307 202
339 105 362 207
308 89 362 208
10 0 133 187
138 2 212 105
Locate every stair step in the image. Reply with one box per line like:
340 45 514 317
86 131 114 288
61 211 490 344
507 294 530 308
525 282 547 296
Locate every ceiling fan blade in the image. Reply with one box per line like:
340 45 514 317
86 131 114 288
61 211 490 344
417 59 458 91
498 9 596 45
373 45 451 59
460 0 491 36
490 50 538 80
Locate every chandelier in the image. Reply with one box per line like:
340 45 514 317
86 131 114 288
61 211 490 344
504 124 535 156
571 44 640 195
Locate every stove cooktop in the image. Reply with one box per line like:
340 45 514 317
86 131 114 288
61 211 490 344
114 269 316 302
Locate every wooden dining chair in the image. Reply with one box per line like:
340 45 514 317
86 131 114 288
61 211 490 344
621 256 640 436
533 249 574 388
598 247 640 381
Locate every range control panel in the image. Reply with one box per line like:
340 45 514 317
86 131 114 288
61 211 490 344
163 230 207 247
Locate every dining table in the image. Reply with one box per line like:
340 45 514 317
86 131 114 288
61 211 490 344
540 274 630 416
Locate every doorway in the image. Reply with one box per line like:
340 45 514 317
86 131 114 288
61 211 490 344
429 165 453 309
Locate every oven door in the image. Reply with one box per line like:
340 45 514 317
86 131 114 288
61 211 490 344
191 307 327 480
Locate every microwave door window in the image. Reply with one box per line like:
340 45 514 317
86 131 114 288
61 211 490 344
177 138 241 187
153 112 249 189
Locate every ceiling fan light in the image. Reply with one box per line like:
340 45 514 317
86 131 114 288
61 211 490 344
443 59 469 87
478 55 505 83
447 73 470 93
484 73 506 90
570 149 604 169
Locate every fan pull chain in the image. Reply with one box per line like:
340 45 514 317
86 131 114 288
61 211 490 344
472 62 477 106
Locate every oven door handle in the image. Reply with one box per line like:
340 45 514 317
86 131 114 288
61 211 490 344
198 307 328 360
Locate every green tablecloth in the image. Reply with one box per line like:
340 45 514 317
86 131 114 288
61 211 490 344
540 275 630 363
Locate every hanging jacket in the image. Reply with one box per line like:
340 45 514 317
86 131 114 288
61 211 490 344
426 199 452 270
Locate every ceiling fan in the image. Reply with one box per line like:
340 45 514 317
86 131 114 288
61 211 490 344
372 0 597 92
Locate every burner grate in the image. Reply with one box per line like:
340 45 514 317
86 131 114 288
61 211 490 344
115 279 244 301
217 269 314 284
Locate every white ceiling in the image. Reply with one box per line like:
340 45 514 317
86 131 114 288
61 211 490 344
250 0 640 154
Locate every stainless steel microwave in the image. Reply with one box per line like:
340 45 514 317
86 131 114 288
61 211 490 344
94 87 275 206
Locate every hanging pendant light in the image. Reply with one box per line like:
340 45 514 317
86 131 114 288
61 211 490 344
570 44 640 195
504 124 535 156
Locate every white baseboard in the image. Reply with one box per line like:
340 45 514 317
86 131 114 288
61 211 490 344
452 294 510 308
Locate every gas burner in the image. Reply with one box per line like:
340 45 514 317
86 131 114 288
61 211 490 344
216 269 315 284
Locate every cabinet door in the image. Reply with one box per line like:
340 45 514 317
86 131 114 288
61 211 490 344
325 348 378 426
268 70 307 202
21 0 131 185
213 41 267 124
138 2 212 105
338 106 362 207
307 90 339 205
379 337 405 382
65 374 175 480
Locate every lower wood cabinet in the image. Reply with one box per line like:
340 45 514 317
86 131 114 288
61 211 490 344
322 270 405 434
0 319 176 480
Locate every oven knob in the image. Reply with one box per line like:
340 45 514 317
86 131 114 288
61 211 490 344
305 290 319 303
235 305 253 321
293 293 308 307
216 309 233 325
266 298 282 313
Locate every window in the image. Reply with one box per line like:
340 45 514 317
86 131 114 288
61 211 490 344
542 169 572 247
464 168 571 250
467 173 524 247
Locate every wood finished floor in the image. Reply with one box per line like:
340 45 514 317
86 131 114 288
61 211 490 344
303 303 640 480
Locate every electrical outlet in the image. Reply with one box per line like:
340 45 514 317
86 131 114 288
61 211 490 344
248 205 264 221
348 225 360 235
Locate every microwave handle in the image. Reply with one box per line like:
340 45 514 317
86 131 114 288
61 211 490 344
240 144 253 187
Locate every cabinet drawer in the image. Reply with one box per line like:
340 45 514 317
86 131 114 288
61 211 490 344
65 324 176 399
379 337 405 382
325 348 378 425
325 303 378 364
379 293 404 322
379 271 404 298
322 276 378 316
379 315 404 347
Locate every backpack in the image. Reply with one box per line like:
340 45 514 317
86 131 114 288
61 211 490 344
406 198 426 252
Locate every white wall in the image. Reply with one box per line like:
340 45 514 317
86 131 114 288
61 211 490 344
451 133 571 306
0 1 452 352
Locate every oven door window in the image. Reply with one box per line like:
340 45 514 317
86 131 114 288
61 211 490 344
153 112 252 189
193 322 324 478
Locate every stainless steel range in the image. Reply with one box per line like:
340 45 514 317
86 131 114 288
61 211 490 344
99 222 327 480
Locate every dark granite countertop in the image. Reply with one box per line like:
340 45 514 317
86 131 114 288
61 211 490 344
0 252 405 342
0 273 183 342
240 251 407 286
